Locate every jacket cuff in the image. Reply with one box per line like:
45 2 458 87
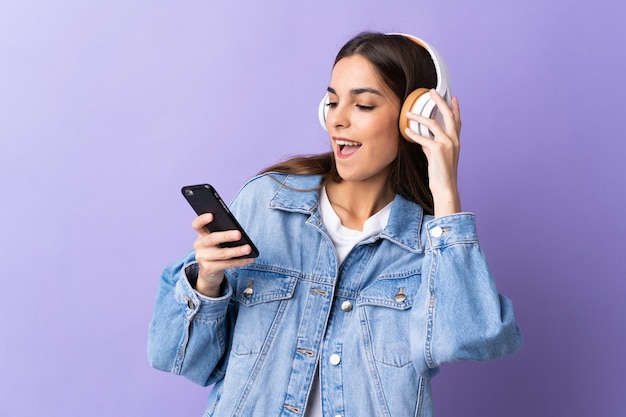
174 261 233 321
425 212 478 248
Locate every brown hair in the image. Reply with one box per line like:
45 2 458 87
260 31 437 214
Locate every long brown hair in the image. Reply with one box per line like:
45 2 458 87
260 32 437 214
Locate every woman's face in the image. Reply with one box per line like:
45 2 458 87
326 54 401 184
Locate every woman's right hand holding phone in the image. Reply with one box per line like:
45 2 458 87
192 213 255 297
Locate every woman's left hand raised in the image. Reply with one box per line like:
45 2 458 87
403 89 462 217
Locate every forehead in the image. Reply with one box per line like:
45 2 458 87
329 55 387 91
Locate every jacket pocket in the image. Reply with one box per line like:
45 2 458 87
358 274 421 368
235 267 298 306
231 267 299 355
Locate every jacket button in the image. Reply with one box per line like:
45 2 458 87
431 226 443 238
243 280 254 297
394 288 406 303
183 295 195 309
330 354 341 366
341 301 353 312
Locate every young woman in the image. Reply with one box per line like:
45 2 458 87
148 31 522 417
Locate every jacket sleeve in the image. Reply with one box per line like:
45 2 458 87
147 251 235 386
419 213 523 369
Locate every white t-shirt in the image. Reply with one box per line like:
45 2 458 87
304 187 392 416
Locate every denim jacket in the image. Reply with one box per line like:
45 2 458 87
148 173 522 417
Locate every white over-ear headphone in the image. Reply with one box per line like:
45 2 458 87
318 33 452 140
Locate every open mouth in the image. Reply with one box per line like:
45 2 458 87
335 139 362 157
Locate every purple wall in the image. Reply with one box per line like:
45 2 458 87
1 1 624 416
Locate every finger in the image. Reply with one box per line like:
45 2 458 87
197 229 251 260
428 90 459 141
212 244 254 261
403 124 432 148
451 96 462 136
404 112 445 144
196 243 255 269
195 229 243 251
197 256 255 282
428 89 451 115
404 112 458 164
192 213 214 234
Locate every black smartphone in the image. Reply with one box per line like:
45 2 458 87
181 184 259 259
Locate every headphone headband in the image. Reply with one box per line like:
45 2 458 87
392 33 451 104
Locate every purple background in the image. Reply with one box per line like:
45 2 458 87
1 0 624 416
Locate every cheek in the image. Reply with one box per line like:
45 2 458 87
376 119 401 152
381 111 400 138
372 133 400 167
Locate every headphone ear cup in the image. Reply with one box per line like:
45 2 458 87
318 94 329 131
399 88 431 140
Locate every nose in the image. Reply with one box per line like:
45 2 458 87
327 102 350 130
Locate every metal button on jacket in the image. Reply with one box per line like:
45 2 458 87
183 295 195 310
431 226 443 238
340 301 353 312
330 354 341 366
243 280 254 297
394 288 407 303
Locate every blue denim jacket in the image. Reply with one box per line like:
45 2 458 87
148 173 522 417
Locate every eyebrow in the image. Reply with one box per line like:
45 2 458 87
326 86 384 97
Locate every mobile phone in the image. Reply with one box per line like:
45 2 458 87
181 184 259 258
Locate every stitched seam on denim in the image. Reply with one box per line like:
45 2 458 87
240 263 302 277
232 297 290 415
414 377 426 417
376 268 422 280
429 238 478 250
173 313 191 375
424 250 438 369
360 307 392 417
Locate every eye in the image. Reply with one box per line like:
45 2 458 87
356 104 375 111
326 101 338 108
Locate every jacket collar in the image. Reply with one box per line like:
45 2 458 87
268 174 425 253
